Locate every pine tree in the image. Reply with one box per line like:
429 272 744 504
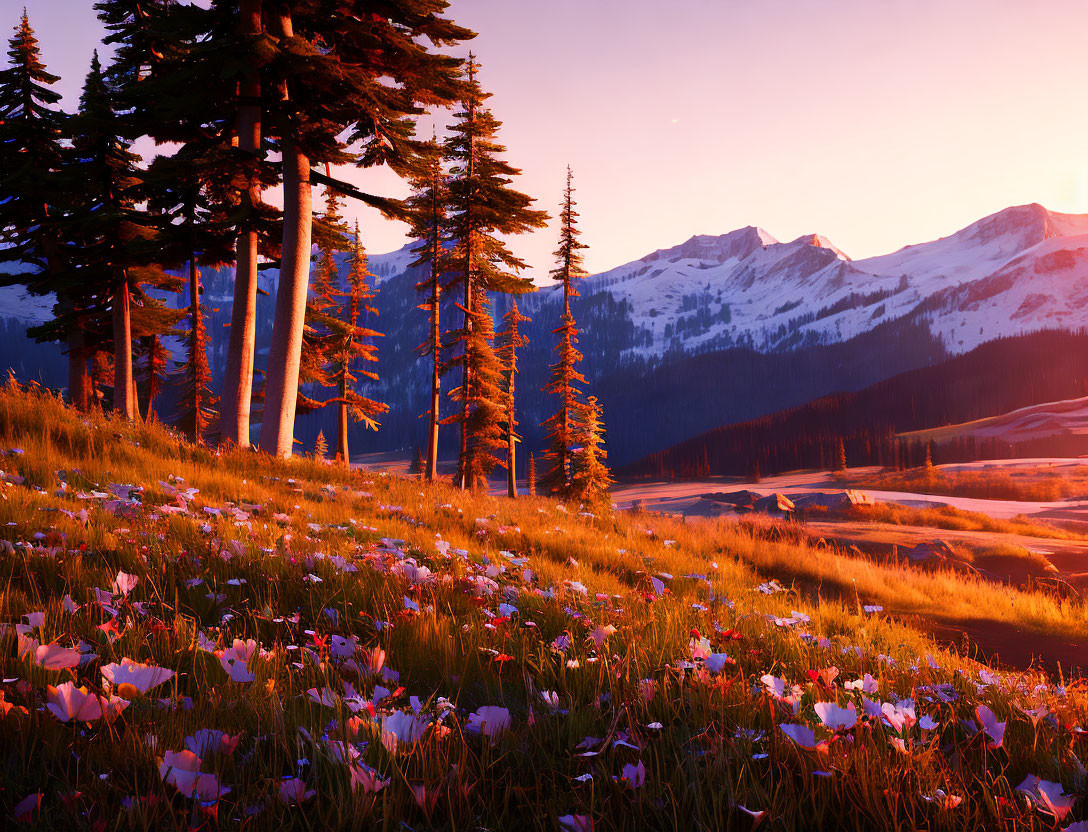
97 0 279 442
408 446 425 477
443 55 547 488
143 140 237 443
527 452 537 497
220 0 273 449
407 136 445 482
833 438 846 472
569 395 612 506
497 300 530 498
0 13 92 407
61 52 182 421
541 168 589 497
258 1 472 458
297 203 388 464
313 429 328 460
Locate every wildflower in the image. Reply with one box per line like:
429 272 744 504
468 705 511 742
621 760 646 788
814 701 857 731
975 704 1006 749
278 777 316 805
101 658 174 695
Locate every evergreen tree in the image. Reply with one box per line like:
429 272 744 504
297 202 388 464
313 429 328 460
258 1 472 458
409 446 425 477
553 167 588 315
0 13 92 407
143 141 237 443
443 55 547 488
60 52 182 421
407 136 445 482
527 451 537 497
496 300 530 498
96 0 280 442
541 168 589 497
219 0 274 449
833 438 846 472
569 395 612 506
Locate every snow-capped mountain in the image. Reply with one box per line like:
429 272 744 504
5 202 1088 466
517 203 1088 357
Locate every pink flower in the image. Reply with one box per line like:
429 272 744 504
102 658 174 694
1017 775 1076 821
160 750 228 801
112 571 139 597
34 643 81 670
217 639 258 683
46 682 128 723
350 765 390 794
278 777 316 805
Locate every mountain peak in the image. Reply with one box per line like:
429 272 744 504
786 233 850 261
958 203 1088 248
642 226 777 266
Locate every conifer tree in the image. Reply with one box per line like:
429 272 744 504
527 452 537 497
407 137 445 482
443 55 547 488
313 429 328 460
569 395 612 506
409 446 425 477
220 0 272 449
297 201 388 464
496 300 530 498
541 168 589 497
96 0 279 441
62 52 182 421
0 13 92 407
143 141 236 443
258 1 472 458
833 438 846 472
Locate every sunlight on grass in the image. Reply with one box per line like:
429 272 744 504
0 380 1085 830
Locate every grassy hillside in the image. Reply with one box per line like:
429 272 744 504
0 380 1085 830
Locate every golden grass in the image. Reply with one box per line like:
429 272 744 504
0 380 1084 831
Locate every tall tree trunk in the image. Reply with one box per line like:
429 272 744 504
189 257 204 442
337 380 349 464
112 278 136 420
259 133 311 457
67 327 90 410
506 372 517 499
426 260 440 481
259 8 311 458
219 0 263 448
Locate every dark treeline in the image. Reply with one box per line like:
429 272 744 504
624 329 1088 479
0 6 612 503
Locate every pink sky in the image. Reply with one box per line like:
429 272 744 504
17 0 1088 280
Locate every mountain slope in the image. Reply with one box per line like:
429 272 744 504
622 330 1088 479
5 203 1088 466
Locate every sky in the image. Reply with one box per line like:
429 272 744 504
15 0 1088 280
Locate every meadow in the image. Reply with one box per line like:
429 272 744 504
0 379 1086 831
850 465 1088 505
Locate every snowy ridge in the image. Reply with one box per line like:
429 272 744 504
545 202 1088 356
4 203 1088 360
